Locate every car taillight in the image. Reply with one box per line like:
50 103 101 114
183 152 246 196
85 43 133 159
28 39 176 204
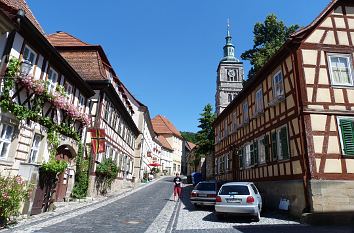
191 192 197 197
216 196 222 202
246 196 255 203
207 194 216 198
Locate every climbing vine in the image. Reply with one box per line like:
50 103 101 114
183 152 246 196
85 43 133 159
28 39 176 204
0 58 85 174
71 143 90 199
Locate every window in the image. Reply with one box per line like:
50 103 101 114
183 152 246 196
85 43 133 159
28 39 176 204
22 45 37 69
79 94 85 112
250 141 258 166
272 71 284 98
276 125 290 160
64 82 73 103
258 136 266 164
29 134 41 163
104 102 110 121
242 101 249 124
250 184 259 194
328 54 353 86
47 68 58 93
255 88 264 114
0 124 14 159
243 143 251 167
338 117 354 155
219 185 250 195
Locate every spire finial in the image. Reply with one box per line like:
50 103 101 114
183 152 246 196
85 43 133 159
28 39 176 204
227 18 230 37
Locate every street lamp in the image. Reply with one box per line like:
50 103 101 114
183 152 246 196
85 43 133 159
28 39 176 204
20 60 32 76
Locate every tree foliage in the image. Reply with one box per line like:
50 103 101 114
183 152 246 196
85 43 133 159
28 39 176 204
241 14 300 78
181 131 197 144
195 104 216 157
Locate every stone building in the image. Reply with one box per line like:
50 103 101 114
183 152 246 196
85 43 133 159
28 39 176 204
215 23 244 115
214 0 354 217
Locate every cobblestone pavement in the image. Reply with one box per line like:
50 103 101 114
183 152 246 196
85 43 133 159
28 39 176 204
170 185 354 233
3 180 354 233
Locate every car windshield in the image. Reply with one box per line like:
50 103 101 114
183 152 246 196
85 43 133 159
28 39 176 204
219 185 250 195
195 182 216 191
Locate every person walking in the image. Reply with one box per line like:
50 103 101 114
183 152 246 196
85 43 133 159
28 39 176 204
173 173 182 201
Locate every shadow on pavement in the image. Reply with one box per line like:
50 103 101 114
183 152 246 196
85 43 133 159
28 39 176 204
232 224 354 233
179 184 214 213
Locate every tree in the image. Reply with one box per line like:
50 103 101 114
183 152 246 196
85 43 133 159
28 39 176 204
241 14 300 78
181 131 197 144
195 104 216 157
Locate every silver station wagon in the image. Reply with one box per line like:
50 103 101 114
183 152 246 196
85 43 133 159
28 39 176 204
214 182 262 221
190 181 217 206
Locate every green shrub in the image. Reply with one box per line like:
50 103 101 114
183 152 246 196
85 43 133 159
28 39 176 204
95 159 119 195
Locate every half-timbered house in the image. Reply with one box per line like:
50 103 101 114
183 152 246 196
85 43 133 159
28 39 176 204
46 32 139 196
0 1 94 214
214 0 354 216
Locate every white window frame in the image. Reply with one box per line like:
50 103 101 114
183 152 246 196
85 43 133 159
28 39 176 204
242 101 249 124
29 134 41 163
244 142 251 168
272 70 284 98
47 67 58 93
255 87 264 114
258 135 266 164
79 94 85 112
0 124 14 159
327 53 354 87
64 82 74 103
22 45 37 75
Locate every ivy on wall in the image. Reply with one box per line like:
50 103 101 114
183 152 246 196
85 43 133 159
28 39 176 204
0 58 85 174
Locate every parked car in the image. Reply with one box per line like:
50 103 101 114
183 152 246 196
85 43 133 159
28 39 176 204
214 182 262 221
190 181 217 207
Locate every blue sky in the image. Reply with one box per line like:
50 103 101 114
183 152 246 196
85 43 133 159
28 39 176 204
28 0 330 132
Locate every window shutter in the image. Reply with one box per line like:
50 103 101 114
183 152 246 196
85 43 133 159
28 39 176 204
264 135 270 162
340 119 354 155
280 127 290 159
271 132 277 160
239 148 244 168
254 140 258 165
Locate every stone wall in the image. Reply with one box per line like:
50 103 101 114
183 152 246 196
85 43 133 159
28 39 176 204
310 180 354 213
255 179 306 217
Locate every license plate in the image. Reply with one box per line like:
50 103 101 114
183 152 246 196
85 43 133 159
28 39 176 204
198 194 207 197
226 198 242 203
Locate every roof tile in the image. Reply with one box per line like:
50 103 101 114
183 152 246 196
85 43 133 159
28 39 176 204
152 115 182 139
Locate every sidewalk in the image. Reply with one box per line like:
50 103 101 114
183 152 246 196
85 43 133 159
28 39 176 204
1 176 166 232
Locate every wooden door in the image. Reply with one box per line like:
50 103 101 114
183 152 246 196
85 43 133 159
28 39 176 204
55 149 72 202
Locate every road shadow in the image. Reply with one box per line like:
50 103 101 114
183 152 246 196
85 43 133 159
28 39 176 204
232 224 354 233
202 212 254 223
179 184 215 212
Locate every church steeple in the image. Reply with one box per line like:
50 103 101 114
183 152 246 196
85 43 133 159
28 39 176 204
222 19 238 62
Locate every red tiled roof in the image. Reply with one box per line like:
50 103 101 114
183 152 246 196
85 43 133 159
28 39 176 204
152 115 182 139
187 141 196 150
157 135 173 151
46 31 90 47
0 0 44 33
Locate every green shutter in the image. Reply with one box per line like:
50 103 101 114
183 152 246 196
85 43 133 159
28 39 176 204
254 140 258 165
340 119 354 155
271 132 277 160
280 127 290 159
250 143 254 166
264 135 270 162
239 148 244 168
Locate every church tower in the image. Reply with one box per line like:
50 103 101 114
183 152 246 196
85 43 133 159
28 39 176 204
215 21 244 115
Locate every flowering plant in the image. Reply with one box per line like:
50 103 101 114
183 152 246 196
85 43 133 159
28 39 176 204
0 174 29 227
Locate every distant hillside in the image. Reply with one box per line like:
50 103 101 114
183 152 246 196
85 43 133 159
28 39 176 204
181 131 197 144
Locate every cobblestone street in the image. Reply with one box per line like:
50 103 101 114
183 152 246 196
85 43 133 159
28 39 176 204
2 178 353 233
